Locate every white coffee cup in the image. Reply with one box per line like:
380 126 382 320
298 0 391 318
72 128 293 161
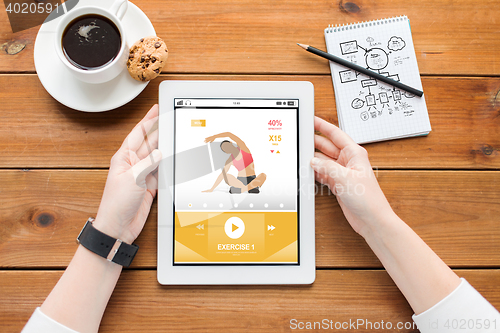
54 0 128 84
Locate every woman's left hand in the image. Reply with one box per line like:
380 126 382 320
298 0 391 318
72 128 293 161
204 135 216 143
93 105 162 244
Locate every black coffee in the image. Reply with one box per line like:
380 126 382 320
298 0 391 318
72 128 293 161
62 14 121 70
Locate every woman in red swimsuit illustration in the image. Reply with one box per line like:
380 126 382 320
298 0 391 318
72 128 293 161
202 132 266 194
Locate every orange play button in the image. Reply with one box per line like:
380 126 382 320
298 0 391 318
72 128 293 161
224 217 245 239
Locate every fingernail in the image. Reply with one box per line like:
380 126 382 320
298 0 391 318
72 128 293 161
152 149 162 161
311 157 320 166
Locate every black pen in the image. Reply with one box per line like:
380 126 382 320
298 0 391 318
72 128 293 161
297 43 423 97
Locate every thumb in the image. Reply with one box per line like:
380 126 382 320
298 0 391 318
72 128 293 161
132 149 162 187
310 157 345 183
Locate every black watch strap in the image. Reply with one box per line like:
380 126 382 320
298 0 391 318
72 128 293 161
77 218 139 267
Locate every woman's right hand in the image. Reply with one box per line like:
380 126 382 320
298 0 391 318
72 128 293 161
310 116 395 238
93 105 161 244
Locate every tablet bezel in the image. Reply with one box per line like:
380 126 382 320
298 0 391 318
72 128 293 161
157 80 315 285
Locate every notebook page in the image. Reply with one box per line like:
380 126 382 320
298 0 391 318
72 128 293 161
325 16 431 144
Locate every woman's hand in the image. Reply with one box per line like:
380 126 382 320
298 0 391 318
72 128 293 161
311 117 462 316
93 105 162 244
204 132 234 143
204 135 216 143
310 116 394 237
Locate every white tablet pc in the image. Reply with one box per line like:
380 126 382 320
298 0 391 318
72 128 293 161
157 81 315 285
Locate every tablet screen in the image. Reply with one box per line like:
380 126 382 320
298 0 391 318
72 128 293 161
173 98 299 265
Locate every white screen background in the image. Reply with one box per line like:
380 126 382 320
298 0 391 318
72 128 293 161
174 107 298 212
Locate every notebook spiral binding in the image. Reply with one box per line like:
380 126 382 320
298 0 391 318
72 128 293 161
324 15 407 34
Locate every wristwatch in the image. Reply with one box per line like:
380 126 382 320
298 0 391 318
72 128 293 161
76 217 139 267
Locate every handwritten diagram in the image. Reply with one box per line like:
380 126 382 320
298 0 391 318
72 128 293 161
337 36 416 121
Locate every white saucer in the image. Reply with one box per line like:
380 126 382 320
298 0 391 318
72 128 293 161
34 0 156 112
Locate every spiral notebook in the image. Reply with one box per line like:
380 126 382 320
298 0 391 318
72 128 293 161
324 16 431 144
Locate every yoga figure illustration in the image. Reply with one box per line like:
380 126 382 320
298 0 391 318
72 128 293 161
203 132 266 194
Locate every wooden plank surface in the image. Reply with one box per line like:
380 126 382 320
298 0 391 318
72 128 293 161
1 169 498 269
0 0 499 331
1 269 499 333
0 75 498 169
1 0 500 75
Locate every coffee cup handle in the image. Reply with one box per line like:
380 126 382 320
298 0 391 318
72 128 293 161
110 0 128 20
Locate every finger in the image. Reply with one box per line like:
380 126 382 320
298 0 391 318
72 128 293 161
145 173 158 197
314 170 329 185
314 116 356 150
315 134 340 160
122 105 159 152
149 169 159 192
137 129 159 160
151 167 159 181
310 155 344 182
131 149 162 187
314 151 337 163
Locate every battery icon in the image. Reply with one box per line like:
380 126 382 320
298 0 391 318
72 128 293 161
287 101 294 106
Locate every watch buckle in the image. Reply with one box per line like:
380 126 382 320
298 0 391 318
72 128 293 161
107 239 123 262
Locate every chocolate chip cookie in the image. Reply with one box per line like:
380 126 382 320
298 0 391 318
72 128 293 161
127 36 168 82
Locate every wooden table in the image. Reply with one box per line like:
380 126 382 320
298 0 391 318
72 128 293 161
1 0 500 332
